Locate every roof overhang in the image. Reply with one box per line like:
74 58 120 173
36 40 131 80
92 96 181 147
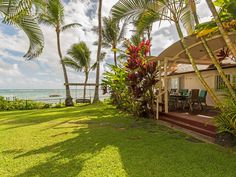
157 32 236 65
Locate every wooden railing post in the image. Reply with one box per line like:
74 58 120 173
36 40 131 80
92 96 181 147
164 57 169 113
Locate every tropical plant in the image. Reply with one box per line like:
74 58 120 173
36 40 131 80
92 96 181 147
111 0 221 106
206 0 236 59
215 99 236 137
63 42 96 100
102 65 129 109
101 17 126 66
93 0 103 103
38 0 81 106
125 39 158 117
0 0 45 59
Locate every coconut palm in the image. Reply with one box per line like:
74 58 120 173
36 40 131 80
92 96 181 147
111 0 221 105
39 0 81 106
93 0 103 103
0 0 44 59
101 17 126 66
206 0 236 59
186 0 236 102
63 42 96 100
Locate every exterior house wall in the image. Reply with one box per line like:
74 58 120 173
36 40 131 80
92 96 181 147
167 67 236 106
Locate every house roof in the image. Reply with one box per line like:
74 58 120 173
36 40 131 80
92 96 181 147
157 32 236 65
168 64 236 76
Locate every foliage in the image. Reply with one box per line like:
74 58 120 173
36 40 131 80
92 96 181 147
64 42 92 72
102 65 130 110
0 96 49 111
125 39 158 117
215 99 236 137
103 38 158 118
0 0 44 59
195 0 236 38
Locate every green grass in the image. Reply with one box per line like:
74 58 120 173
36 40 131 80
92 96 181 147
0 103 236 177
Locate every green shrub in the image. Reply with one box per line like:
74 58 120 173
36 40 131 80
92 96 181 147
0 98 53 111
215 99 236 137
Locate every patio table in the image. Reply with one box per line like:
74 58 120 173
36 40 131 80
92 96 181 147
169 94 189 109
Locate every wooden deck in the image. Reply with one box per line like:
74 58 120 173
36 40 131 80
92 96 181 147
159 108 220 140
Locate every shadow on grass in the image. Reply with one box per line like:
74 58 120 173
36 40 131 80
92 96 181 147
0 103 118 130
2 103 236 177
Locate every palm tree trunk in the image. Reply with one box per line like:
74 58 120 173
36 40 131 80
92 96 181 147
93 0 102 103
113 45 117 66
175 21 221 105
206 0 236 59
56 28 73 106
83 72 88 100
190 1 236 102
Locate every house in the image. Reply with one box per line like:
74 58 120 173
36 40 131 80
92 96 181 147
153 32 236 140
167 64 236 106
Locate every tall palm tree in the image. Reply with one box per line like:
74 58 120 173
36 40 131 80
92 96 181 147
111 0 221 105
93 0 103 103
206 0 236 59
187 0 236 102
0 0 44 59
39 0 81 106
63 42 96 100
102 17 126 66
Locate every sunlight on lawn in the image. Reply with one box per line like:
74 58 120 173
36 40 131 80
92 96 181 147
0 103 236 177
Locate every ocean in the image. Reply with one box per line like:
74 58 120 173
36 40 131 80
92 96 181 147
0 89 109 102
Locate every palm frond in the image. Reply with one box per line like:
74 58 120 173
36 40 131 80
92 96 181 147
63 56 82 71
180 4 195 35
0 0 44 59
66 42 91 69
111 0 151 22
135 8 159 35
61 23 82 31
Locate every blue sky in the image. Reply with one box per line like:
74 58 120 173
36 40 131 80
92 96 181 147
0 0 212 89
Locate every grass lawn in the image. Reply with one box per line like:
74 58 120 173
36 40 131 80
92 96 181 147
0 103 236 177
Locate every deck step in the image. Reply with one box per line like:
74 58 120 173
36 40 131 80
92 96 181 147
160 112 216 132
159 116 216 138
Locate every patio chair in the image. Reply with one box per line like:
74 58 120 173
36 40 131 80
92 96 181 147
168 91 177 111
185 89 199 111
198 90 207 110
178 89 189 109
170 88 177 94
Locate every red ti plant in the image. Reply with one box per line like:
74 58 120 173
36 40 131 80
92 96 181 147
125 39 158 118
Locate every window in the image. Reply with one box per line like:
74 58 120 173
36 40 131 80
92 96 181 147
170 78 179 89
215 74 231 91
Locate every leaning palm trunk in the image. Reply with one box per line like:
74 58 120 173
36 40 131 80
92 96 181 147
93 0 103 103
83 72 89 100
206 0 236 59
56 28 73 106
175 22 221 105
113 45 117 66
190 0 236 102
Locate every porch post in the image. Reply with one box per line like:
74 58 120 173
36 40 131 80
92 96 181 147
156 60 162 120
164 57 169 113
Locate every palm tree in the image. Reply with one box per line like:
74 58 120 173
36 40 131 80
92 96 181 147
102 17 126 66
206 0 236 59
111 0 221 105
187 0 236 102
39 0 81 106
0 0 44 59
63 42 96 100
93 0 103 103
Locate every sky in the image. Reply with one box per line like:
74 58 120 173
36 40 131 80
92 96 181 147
0 0 212 89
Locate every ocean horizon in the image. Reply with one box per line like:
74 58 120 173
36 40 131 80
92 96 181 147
0 89 109 101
